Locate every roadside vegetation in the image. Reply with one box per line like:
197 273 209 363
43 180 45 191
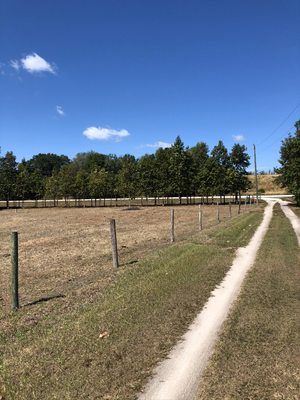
276 120 300 205
197 204 300 400
0 208 263 400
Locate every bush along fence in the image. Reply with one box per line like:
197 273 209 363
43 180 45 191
9 201 255 310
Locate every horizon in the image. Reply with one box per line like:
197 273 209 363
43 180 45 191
1 0 300 171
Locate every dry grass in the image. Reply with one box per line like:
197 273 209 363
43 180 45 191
0 203 242 318
197 205 300 400
247 174 287 194
0 204 263 399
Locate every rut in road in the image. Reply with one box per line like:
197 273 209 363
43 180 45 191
139 200 276 400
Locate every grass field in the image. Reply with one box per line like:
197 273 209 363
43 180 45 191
197 204 300 400
0 204 263 399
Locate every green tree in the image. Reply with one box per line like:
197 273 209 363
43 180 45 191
45 172 62 204
117 155 138 202
169 136 192 202
210 141 231 200
189 142 209 195
138 154 159 200
155 147 172 199
57 164 78 204
229 144 251 201
75 170 90 201
0 151 18 207
276 120 300 205
88 168 110 205
17 161 44 201
73 151 106 172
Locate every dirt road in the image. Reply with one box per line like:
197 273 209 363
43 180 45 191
139 200 276 400
139 198 300 400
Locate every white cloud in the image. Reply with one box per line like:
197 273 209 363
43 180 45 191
10 60 20 71
56 105 65 116
20 53 55 74
83 126 130 141
140 141 172 149
232 135 245 142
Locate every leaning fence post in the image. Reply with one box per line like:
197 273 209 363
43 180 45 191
11 231 19 310
110 219 119 268
170 209 175 243
217 202 220 223
198 205 203 231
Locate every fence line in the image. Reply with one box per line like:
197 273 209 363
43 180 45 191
7 202 255 309
0 195 258 210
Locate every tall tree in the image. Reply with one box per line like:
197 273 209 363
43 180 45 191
17 161 44 201
88 168 110 204
276 120 300 205
229 144 251 200
45 172 62 203
57 163 78 204
155 147 172 198
169 136 192 202
73 151 106 172
138 154 159 199
189 142 209 195
0 151 18 207
211 141 231 200
116 155 138 201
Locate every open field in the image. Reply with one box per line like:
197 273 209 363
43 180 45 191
0 203 246 316
197 204 300 399
0 204 263 399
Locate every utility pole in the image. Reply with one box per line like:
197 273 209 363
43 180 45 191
253 144 259 203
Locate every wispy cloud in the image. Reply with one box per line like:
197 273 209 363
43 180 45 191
20 53 56 74
140 141 172 149
232 135 245 142
10 60 20 71
83 126 130 141
0 63 5 75
56 105 65 116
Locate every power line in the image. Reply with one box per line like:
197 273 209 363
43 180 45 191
257 101 300 146
260 125 294 153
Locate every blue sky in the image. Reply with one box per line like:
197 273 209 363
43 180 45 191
1 0 299 170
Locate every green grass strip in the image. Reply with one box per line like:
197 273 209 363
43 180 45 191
1 210 263 400
198 205 300 400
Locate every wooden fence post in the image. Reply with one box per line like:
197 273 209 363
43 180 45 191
229 202 232 218
238 198 241 214
110 219 119 268
217 202 220 223
11 231 19 310
199 205 203 231
170 209 175 243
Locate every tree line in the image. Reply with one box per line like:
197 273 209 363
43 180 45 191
0 137 252 206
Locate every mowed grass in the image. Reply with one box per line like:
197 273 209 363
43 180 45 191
198 205 300 400
0 209 263 400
